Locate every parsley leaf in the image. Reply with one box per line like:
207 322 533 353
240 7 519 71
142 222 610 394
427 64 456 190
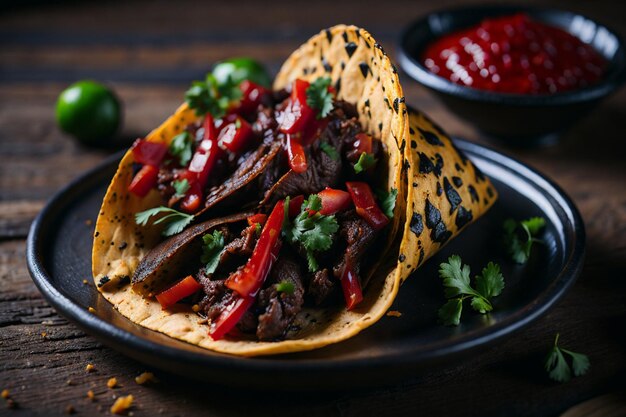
353 152 377 173
503 216 546 264
320 142 339 161
184 73 242 118
306 77 334 119
135 206 194 237
276 281 295 294
376 188 398 219
437 255 505 325
169 132 193 167
172 179 190 199
200 230 225 274
284 194 339 272
545 333 590 382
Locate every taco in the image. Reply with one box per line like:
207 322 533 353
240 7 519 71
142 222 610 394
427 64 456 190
92 25 496 356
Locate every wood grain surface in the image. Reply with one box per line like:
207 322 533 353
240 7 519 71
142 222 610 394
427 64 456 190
1 1 625 416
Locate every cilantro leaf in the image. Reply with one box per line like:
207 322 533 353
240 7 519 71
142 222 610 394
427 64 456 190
169 132 193 167
306 77 334 119
353 152 377 174
438 256 505 325
475 262 504 300
503 217 546 264
376 188 398 219
544 333 590 382
172 179 190 199
284 195 339 272
276 281 295 294
184 73 242 118
439 255 476 298
320 142 339 161
135 206 194 237
201 230 225 274
438 298 464 326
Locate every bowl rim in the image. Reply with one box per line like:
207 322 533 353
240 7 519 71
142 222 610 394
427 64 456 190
397 4 626 106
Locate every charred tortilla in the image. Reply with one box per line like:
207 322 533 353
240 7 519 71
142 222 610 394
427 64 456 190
91 25 495 356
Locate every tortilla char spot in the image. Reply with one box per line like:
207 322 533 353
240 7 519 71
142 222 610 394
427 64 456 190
418 247 425 265
342 32 349 42
398 254 406 262
303 67 309 75
410 212 423 237
418 152 434 174
487 186 494 198
359 62 370 78
433 154 443 177
378 122 383 132
443 177 462 214
483 197 489 205
436 181 443 196
456 206 473 229
409 127 415 135
334 78 341 93
322 58 332 72
403 158 410 172
364 99 370 107
325 29 333 43
425 199 452 243
345 41 357 57
341 61 346 70
475 167 486 182
97 276 110 288
455 162 464 172
412 182 418 187
418 128 444 146
452 176 463 187
411 140 417 149
468 185 479 203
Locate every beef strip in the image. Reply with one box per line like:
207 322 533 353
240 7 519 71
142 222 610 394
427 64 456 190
332 211 378 282
308 268 335 305
256 255 305 341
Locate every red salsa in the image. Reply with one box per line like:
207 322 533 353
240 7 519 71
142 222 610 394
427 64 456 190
422 13 607 94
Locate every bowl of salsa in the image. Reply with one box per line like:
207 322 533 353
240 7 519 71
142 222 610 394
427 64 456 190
398 5 626 146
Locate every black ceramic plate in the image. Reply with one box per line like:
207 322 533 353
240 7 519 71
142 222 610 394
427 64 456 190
27 139 585 389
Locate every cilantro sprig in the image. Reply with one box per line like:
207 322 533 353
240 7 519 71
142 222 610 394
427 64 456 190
353 152 377 173
284 195 339 272
503 216 546 264
320 142 339 161
172 179 190 199
544 333 590 382
376 188 398 219
438 255 505 326
135 206 194 237
184 73 242 118
169 131 194 167
201 230 225 274
276 281 295 294
306 77 334 119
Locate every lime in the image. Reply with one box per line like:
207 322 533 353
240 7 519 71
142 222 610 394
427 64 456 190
56 80 121 144
212 58 272 88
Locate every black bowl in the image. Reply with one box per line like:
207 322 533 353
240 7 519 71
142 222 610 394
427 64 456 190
398 5 626 147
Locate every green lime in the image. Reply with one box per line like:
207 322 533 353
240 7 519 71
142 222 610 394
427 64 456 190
56 80 121 144
212 58 272 88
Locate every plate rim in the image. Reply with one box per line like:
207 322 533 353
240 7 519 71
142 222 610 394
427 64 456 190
26 139 586 376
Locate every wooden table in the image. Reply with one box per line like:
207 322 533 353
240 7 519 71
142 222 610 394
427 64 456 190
1 1 625 416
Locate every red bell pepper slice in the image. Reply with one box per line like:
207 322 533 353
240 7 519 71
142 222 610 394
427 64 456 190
247 213 267 227
180 180 203 213
225 200 285 298
209 295 254 340
345 181 389 231
128 164 159 197
340 263 363 310
278 79 315 134
202 113 216 141
288 195 304 218
189 138 222 189
217 114 253 155
285 135 308 174
131 139 168 167
353 133 373 154
316 188 352 215
155 275 203 310
237 80 270 115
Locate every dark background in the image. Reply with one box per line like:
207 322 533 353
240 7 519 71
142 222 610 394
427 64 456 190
1 1 625 416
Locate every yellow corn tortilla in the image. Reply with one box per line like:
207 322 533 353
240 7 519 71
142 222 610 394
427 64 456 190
91 25 495 356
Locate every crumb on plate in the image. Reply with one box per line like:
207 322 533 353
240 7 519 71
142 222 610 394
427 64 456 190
386 310 402 317
135 372 158 385
110 395 133 415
